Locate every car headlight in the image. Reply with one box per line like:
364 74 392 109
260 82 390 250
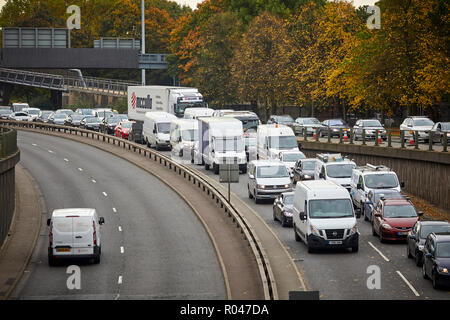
349 225 358 235
257 184 266 189
418 245 424 250
284 184 290 188
437 266 448 274
303 174 311 179
381 223 392 229
310 225 321 237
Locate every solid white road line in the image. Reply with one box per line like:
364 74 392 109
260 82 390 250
120 246 124 254
103 192 108 197
118 276 122 285
396 271 420 297
368 242 390 262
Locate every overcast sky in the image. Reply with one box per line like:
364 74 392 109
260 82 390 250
0 0 378 11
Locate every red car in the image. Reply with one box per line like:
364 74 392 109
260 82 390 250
114 121 135 139
371 197 423 242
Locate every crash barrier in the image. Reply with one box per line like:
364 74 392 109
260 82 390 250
300 127 448 152
0 127 20 247
298 131 450 211
0 120 278 300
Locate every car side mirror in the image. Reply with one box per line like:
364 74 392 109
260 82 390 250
400 182 405 188
47 218 51 226
99 217 105 225
357 183 363 190
355 208 361 218
249 174 254 179
299 212 307 221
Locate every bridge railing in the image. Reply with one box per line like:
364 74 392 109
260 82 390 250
1 119 278 300
64 75 140 96
0 67 65 90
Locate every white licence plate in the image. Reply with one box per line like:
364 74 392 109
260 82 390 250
75 248 93 254
328 241 342 245
398 232 408 236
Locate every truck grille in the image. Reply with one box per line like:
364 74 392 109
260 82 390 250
325 229 345 239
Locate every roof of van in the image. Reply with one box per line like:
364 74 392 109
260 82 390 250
197 117 240 123
171 118 198 127
257 124 294 134
249 160 284 166
52 208 96 217
145 112 177 120
298 180 350 199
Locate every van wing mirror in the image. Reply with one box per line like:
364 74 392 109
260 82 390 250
357 183 363 190
47 218 51 226
319 173 324 179
248 174 255 179
299 212 307 221
99 217 105 225
400 182 405 188
355 208 361 219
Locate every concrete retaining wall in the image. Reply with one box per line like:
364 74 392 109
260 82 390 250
298 140 450 211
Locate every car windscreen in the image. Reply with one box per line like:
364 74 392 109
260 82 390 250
303 118 321 125
15 112 28 116
301 161 316 170
157 122 171 133
86 117 100 123
284 195 294 205
440 123 450 130
329 119 345 126
0 110 11 115
257 165 289 178
54 114 66 119
309 199 353 219
240 119 259 131
436 242 450 258
27 109 40 115
214 137 244 152
373 191 402 203
71 115 84 120
268 136 297 149
106 117 119 124
326 163 355 178
420 225 450 239
181 129 197 141
383 205 417 218
364 173 399 189
80 109 93 115
282 153 305 162
122 122 133 128
276 116 294 123
413 118 434 126
363 120 382 127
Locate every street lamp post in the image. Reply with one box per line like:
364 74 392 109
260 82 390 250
141 0 146 86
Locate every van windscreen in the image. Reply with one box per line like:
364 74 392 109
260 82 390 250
309 199 353 219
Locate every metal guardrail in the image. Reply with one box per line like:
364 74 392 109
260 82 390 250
1 119 278 300
0 127 18 158
300 127 448 152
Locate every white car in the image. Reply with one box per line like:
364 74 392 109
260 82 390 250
47 208 105 266
278 150 306 176
11 111 32 121
400 116 434 142
22 107 41 121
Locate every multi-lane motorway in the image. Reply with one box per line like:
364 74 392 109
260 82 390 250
11 131 226 300
160 151 450 300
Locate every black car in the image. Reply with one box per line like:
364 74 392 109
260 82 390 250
422 232 450 289
292 158 316 184
318 119 350 138
101 116 119 134
80 116 101 131
407 221 450 266
65 114 85 127
363 189 402 222
272 192 294 227
36 110 53 123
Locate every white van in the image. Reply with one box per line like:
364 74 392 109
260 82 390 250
12 102 29 112
314 153 356 193
47 208 105 265
170 118 198 159
143 111 177 150
257 124 298 160
184 107 214 119
350 164 404 210
293 180 360 253
22 107 41 121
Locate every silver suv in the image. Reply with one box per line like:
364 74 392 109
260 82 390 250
400 116 434 142
353 119 386 141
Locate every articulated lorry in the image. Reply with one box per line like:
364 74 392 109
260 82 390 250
127 85 206 120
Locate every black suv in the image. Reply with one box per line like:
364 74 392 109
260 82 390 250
318 119 350 138
407 221 450 266
422 232 450 289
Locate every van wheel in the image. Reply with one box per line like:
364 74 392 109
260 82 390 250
415 251 422 266
294 225 301 242
422 263 428 279
48 255 56 266
241 166 247 174
205 163 210 170
213 163 219 174
372 223 377 236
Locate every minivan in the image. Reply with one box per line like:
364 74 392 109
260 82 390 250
257 124 298 160
47 208 105 265
170 118 198 159
143 111 177 150
293 180 361 253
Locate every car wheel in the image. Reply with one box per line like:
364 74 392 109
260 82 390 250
407 245 412 258
273 209 278 222
294 225 301 242
422 263 428 279
205 163 210 170
379 228 384 243
213 163 219 174
415 251 422 266
364 210 369 221
254 190 260 204
281 216 288 228
248 185 254 199
432 271 440 289
372 223 377 236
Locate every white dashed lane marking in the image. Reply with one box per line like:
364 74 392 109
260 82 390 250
396 271 420 297
368 242 390 262
103 192 108 197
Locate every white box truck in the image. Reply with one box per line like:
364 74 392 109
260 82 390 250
128 85 206 120
196 117 247 174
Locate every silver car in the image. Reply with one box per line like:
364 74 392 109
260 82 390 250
400 116 434 142
48 113 67 125
353 119 386 140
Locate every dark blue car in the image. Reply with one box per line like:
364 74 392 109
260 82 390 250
363 189 402 221
422 233 450 289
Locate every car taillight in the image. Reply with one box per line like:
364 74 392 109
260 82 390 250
49 222 53 247
93 221 97 246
